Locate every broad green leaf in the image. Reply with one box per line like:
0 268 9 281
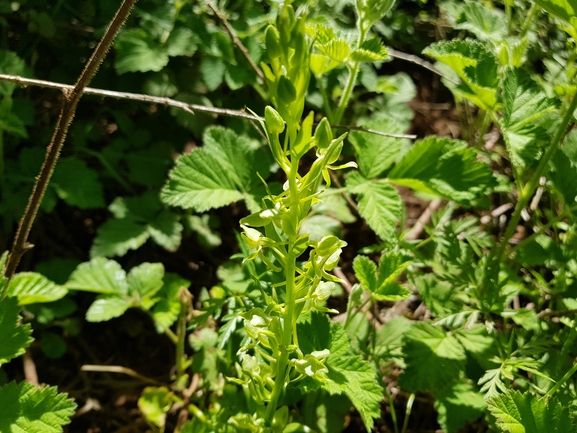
200 56 226 91
187 214 222 249
423 39 498 111
92 193 183 258
147 210 183 251
346 172 402 240
162 126 271 211
415 274 458 316
66 257 128 294
488 390 574 433
400 322 466 392
350 38 389 62
442 1 507 42
374 252 411 300
115 29 169 74
550 130 577 214
51 157 105 209
352 256 378 292
349 116 407 178
299 314 382 430
138 387 173 429
389 136 495 205
152 273 189 330
324 355 383 431
40 331 67 359
434 381 486 433
502 68 558 169
0 297 33 366
0 381 76 433
0 50 27 96
85 296 132 322
165 26 197 57
127 262 164 300
90 218 150 258
535 0 577 29
7 273 67 305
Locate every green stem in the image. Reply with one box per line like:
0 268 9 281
508 212 568 257
175 288 190 390
401 393 415 433
317 74 334 123
494 91 577 264
384 385 399 433
333 27 368 125
546 361 577 397
475 110 492 149
519 3 537 39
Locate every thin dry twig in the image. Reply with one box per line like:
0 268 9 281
389 48 459 85
0 74 416 139
207 2 267 87
22 348 39 385
3 0 138 281
404 199 444 241
81 364 168 386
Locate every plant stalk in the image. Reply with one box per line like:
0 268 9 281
3 0 138 282
494 91 577 264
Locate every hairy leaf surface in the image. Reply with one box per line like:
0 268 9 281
346 172 402 240
0 297 33 366
0 381 76 433
488 390 574 433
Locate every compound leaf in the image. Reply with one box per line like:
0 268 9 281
443 1 507 42
488 390 574 433
434 381 486 433
423 39 498 111
349 116 407 178
389 136 495 205
0 297 33 366
66 257 128 294
127 262 164 300
162 126 270 212
90 218 150 258
400 322 466 392
346 172 402 240
352 256 378 293
7 273 67 305
0 381 76 433
51 157 105 209
147 210 183 251
85 295 132 322
115 29 169 74
502 68 558 169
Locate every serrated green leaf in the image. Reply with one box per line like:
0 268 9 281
353 256 378 292
400 322 466 392
152 273 188 330
442 1 507 42
374 252 411 301
423 39 498 111
349 37 389 62
90 218 150 258
162 126 270 212
138 386 173 429
349 116 407 178
7 273 67 305
346 172 402 240
0 381 76 432
115 29 169 74
51 157 105 209
147 210 183 251
434 381 486 433
166 26 197 57
66 257 128 294
127 262 164 300
502 68 558 169
488 390 574 433
0 297 33 366
317 39 351 63
325 352 383 431
0 50 27 96
550 130 577 213
389 136 495 205
85 295 132 322
200 56 226 91
534 0 577 26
